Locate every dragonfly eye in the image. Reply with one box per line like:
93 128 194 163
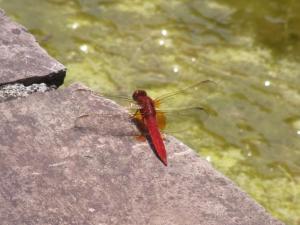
132 90 147 101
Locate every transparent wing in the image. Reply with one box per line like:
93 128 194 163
152 80 218 133
71 80 218 135
74 113 140 136
71 87 140 112
156 105 216 133
154 80 217 107
102 93 138 110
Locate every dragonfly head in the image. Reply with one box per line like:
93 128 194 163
132 90 147 101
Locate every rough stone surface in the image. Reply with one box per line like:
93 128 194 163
0 83 55 102
0 83 284 225
0 9 65 86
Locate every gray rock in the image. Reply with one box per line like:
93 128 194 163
0 9 65 86
0 83 284 225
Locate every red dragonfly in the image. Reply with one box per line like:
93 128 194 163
132 89 169 165
74 80 216 166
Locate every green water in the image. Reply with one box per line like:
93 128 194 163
1 0 299 224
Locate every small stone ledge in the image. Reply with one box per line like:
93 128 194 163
0 9 66 88
0 83 55 102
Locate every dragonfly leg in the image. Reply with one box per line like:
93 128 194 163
135 135 147 142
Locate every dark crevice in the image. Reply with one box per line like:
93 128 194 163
0 69 66 103
0 69 66 88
